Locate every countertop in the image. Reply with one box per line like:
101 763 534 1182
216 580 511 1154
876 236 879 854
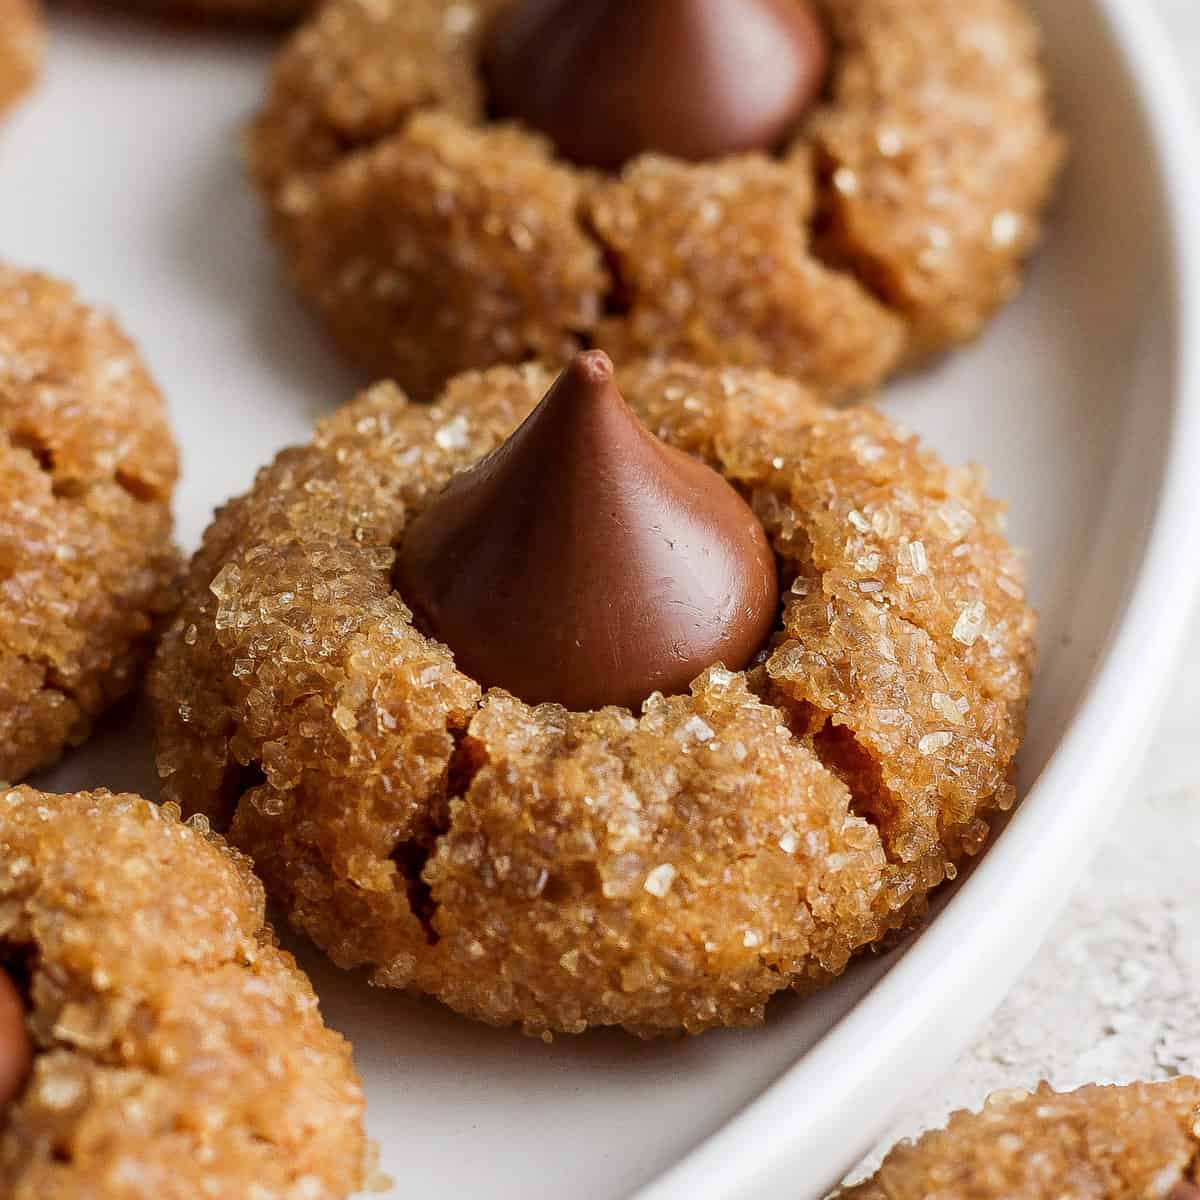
855 0 1200 1174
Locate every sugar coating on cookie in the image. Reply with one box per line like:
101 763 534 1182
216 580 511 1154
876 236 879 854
0 786 368 1198
837 1080 1200 1199
0 0 41 117
247 0 1064 401
0 267 180 783
150 361 1033 1038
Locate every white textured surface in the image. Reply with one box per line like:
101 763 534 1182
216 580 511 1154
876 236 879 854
855 2 1200 1172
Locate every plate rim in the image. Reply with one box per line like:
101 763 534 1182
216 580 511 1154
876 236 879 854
632 3 1200 1198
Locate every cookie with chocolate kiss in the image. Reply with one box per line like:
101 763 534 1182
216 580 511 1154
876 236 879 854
835 1080 1200 1200
395 351 779 711
0 787 368 1197
151 358 1034 1038
248 0 1065 403
485 0 829 170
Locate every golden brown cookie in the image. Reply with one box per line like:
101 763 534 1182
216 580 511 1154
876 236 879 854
247 0 1065 402
837 1080 1200 1200
0 267 179 783
0 0 41 118
0 786 368 1199
150 360 1034 1038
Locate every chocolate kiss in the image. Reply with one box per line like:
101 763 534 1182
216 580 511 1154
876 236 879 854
0 969 30 1112
484 0 830 171
395 351 780 711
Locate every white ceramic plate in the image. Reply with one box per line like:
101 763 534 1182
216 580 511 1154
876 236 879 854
6 1 1200 1196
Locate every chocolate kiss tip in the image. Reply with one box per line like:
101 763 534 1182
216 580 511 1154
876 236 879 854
485 0 831 171
570 349 615 387
394 355 780 712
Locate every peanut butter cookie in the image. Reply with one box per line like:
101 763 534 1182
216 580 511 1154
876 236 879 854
838 1080 1200 1200
151 359 1034 1038
248 0 1064 402
0 786 368 1199
0 267 179 782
